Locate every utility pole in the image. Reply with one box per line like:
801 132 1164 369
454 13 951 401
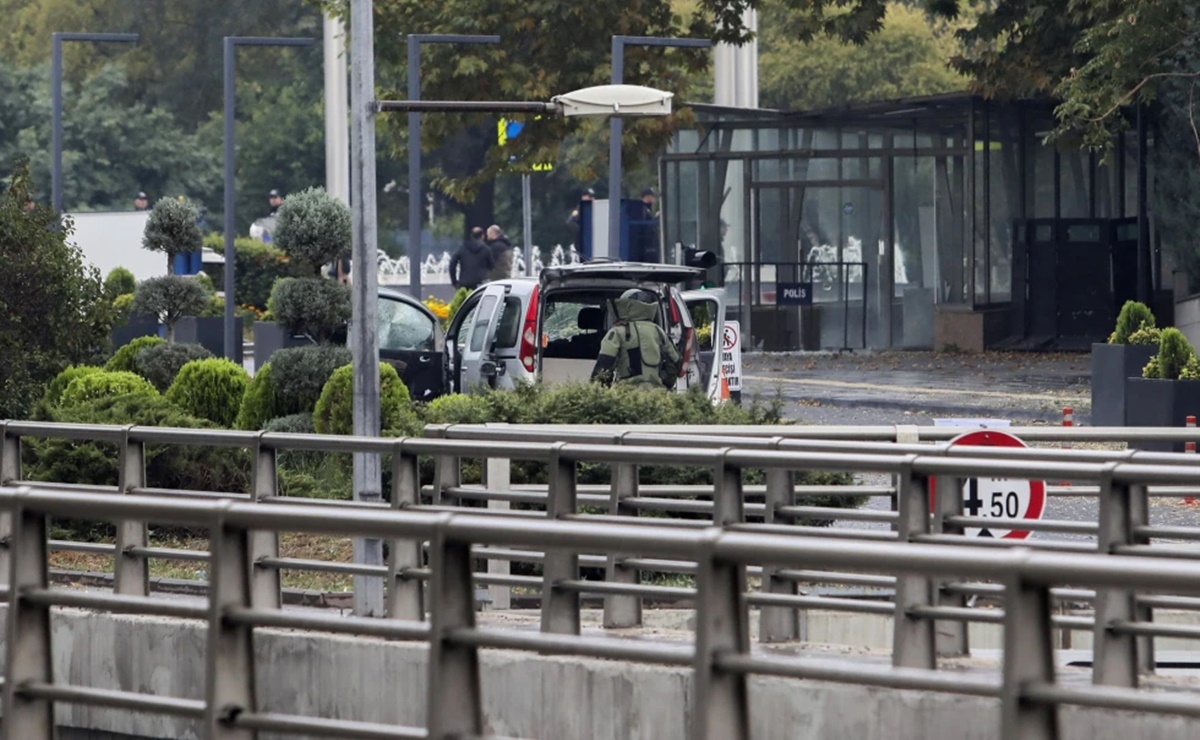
348 0 384 617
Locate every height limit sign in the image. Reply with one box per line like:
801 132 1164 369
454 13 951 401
930 430 1046 540
720 321 743 392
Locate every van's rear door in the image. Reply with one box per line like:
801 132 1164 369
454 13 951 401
682 288 727 401
458 283 507 390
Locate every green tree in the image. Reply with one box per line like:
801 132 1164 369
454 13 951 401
0 164 113 419
131 275 208 342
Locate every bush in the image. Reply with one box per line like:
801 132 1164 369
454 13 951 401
1146 327 1195 380
447 287 471 324
112 293 135 324
131 275 209 342
267 277 351 341
235 362 278 430
202 234 305 311
1182 356 1200 380
106 336 166 373
1127 326 1162 345
1110 301 1156 344
423 393 494 425
272 188 351 274
166 358 251 427
314 363 412 435
270 344 352 416
104 267 137 300
142 198 203 263
60 370 158 406
39 365 105 412
137 342 214 392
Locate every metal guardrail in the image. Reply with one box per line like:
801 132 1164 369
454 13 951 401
5 419 1200 655
3 486 1200 740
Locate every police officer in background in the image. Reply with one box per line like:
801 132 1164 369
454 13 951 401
590 289 681 390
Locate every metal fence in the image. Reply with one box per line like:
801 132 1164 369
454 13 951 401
4 486 1200 739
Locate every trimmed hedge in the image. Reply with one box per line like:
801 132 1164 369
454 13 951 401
313 363 413 435
137 342 213 392
235 362 279 430
270 344 352 417
166 358 251 427
106 336 166 373
61 370 158 407
202 234 305 311
267 277 351 341
40 365 106 410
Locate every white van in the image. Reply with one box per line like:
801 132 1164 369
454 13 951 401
444 262 727 400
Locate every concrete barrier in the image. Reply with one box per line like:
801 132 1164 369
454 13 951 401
4 606 1200 739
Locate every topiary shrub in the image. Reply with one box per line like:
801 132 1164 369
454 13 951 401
1127 326 1162 345
270 344 352 416
106 335 166 373
37 365 105 415
131 275 209 342
136 342 213 392
235 362 279 430
272 187 352 275
1146 327 1195 380
202 234 305 312
104 267 137 300
166 358 251 427
142 198 203 268
313 363 411 435
112 292 135 324
60 370 158 407
267 277 351 341
1110 301 1157 344
1182 356 1200 381
447 287 471 324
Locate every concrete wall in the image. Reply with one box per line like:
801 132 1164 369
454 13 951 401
4 607 1200 740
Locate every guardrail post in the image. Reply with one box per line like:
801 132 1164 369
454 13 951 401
428 426 461 506
114 426 149 596
483 454 512 610
760 465 802 642
692 529 750 740
388 441 424 620
1129 482 1155 675
205 504 257 739
250 433 281 609
932 472 969 657
541 443 580 634
1094 470 1141 687
892 455 935 669
427 519 483 740
603 460 642 628
3 491 55 739
0 422 21 586
1000 569 1058 740
713 448 744 526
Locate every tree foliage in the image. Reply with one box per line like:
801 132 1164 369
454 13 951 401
131 275 209 342
273 187 352 273
0 164 113 419
143 197 204 260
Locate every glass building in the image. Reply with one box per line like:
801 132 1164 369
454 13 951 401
661 93 1158 352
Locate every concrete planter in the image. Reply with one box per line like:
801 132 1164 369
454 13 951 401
1090 342 1157 426
252 321 313 368
175 316 243 363
1125 377 1200 452
110 313 160 349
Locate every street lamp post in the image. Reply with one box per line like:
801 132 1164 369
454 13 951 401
51 32 139 214
407 34 500 299
222 36 316 361
607 36 711 259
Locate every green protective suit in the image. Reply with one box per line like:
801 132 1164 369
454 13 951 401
589 296 682 390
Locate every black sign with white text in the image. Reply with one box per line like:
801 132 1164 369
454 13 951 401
776 282 814 306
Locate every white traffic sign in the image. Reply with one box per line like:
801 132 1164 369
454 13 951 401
720 321 742 392
931 430 1046 540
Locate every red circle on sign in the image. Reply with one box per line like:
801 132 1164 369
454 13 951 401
929 430 1046 540
722 324 738 351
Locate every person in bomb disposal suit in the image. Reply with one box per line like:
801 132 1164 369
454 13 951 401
590 288 681 390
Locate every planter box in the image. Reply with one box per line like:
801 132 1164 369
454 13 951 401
252 321 313 369
111 313 161 349
1090 342 1157 426
1125 377 1200 452
176 316 243 363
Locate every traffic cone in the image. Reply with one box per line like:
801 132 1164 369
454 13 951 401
718 366 731 402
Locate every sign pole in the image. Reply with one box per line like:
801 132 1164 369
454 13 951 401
522 172 534 277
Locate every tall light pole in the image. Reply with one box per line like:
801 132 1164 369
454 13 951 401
222 36 316 362
51 32 138 213
348 0 384 617
407 35 500 299
608 36 711 259
324 15 351 205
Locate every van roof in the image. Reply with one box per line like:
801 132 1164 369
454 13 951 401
541 261 701 285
